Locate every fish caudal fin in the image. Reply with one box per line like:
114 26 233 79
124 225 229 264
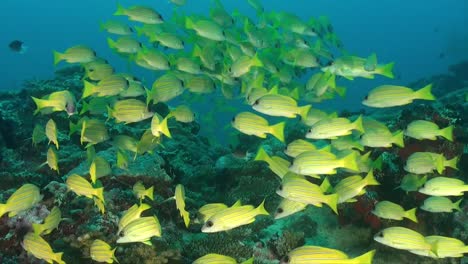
55 252 66 264
251 53 264 68
255 199 269 216
377 62 394 79
146 186 154 201
341 152 359 172
113 3 126 16
415 84 436 101
364 170 380 186
453 198 462 212
32 223 44 235
160 116 172 138
326 193 339 214
254 146 271 163
298 105 312 120
445 156 459 170
353 115 365 134
351 249 376 264
269 121 285 142
95 187 105 203
53 51 63 66
31 97 48 115
392 130 405 148
439 125 453 142
405 207 418 223
0 204 7 218
82 80 96 99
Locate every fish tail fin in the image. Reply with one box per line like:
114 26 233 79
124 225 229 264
80 119 87 145
251 53 263 68
185 16 194 30
254 146 270 162
439 125 453 142
405 207 418 223
350 249 376 264
0 204 7 218
446 156 459 170
31 96 46 115
392 130 405 148
377 62 394 79
342 152 359 172
334 86 347 97
329 111 338 118
298 105 312 120
453 198 462 212
79 100 89 115
269 121 285 142
145 88 153 105
53 51 63 66
319 177 332 193
353 115 365 133
107 37 117 50
240 257 254 264
139 203 151 212
415 84 436 101
134 25 144 37
32 223 44 235
364 170 380 186
146 186 154 201
372 154 383 171
82 80 96 99
289 87 300 100
55 252 65 264
160 116 172 138
255 199 269 216
113 2 125 16
325 193 339 214
95 187 105 204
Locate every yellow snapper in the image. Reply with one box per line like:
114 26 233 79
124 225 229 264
151 113 171 138
32 124 46 146
117 216 162 245
285 139 321 158
118 203 152 235
100 20 133 35
306 115 364 139
45 146 59 174
185 75 216 94
285 246 375 264
418 177 468 196
360 128 404 148
193 253 253 264
398 174 427 193
333 170 380 203
289 150 358 175
419 236 468 258
372 201 418 222
197 200 242 224
404 152 458 174
149 32 184 50
201 200 269 233
84 60 114 81
276 175 338 214
107 37 142 54
322 55 394 80
32 90 76 116
80 119 110 147
374 227 432 252
133 181 154 201
174 184 190 228
33 206 61 235
89 156 111 184
331 135 364 152
229 54 264 78
0 184 42 218
232 112 285 142
147 73 185 104
66 174 105 202
169 105 195 123
185 17 225 41
45 118 59 149
22 232 65 264
274 198 308 220
53 45 96 65
108 99 153 124
82 75 129 98
114 4 163 24
255 146 290 179
90 239 118 263
80 97 114 116
252 94 311 119
135 47 170 71
420 196 462 213
405 120 453 141
120 80 146 98
363 84 435 108
301 108 337 127
172 56 202 74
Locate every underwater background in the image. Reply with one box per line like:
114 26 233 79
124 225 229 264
0 0 468 263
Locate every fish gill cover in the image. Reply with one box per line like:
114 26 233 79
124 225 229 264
0 0 468 263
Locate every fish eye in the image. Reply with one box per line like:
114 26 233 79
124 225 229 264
231 116 236 122
281 256 290 263
275 42 280 49
180 80 185 87
139 42 143 47
125 80 130 86
228 67 232 72
130 28 134 32
364 95 368 100
278 185 283 191
276 208 284 214
181 41 185 46
222 30 226 37
327 61 333 66
253 99 259 105
377 232 384 238
88 68 94 72
206 221 214 227
119 231 125 237
93 51 97 56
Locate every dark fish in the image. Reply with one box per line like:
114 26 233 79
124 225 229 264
9 40 27 54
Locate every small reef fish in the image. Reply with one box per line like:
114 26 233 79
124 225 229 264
404 152 458 174
374 226 432 252
53 45 96 65
66 174 105 202
418 177 468 196
232 112 285 142
33 206 62 235
0 184 42 218
32 90 76 116
193 253 253 264
90 239 118 263
118 203 152 235
117 216 162 245
289 150 358 175
363 84 435 108
405 120 453 141
306 116 364 139
89 156 111 184
22 232 65 264
372 200 418 222
420 196 462 213
114 4 163 24
284 245 375 264
133 181 154 201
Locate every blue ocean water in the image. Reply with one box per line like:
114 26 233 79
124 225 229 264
1 0 467 111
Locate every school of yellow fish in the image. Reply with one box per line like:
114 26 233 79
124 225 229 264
0 0 465 263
